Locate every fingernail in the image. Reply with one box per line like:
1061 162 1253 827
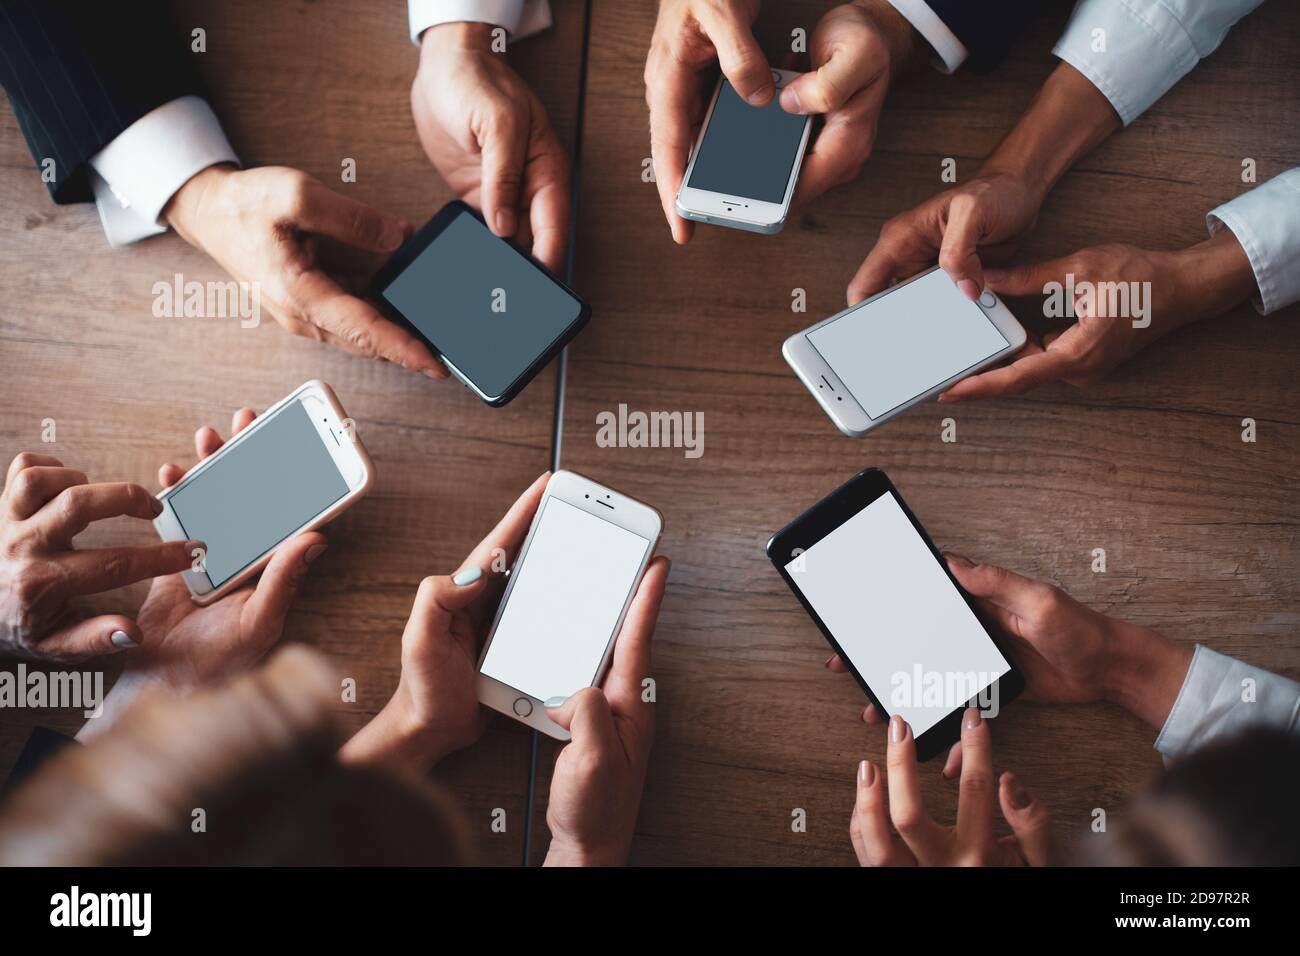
823 654 836 669
746 87 772 106
964 706 982 731
304 543 329 565
958 279 981 301
495 209 517 236
453 566 483 587
779 86 803 113
984 268 1007 284
889 714 906 743
1005 772 1032 809
421 367 443 380
110 630 137 649
543 695 567 709
150 497 164 517
857 759 869 785
943 551 974 569
382 222 406 251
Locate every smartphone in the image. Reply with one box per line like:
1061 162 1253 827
476 471 663 740
783 267 1028 437
153 380 374 605
369 201 590 406
675 69 812 234
766 468 1024 761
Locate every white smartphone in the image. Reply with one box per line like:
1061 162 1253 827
783 267 1029 437
153 380 374 605
476 470 663 740
675 69 812 234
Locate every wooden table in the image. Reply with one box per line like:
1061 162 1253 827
2 1 1297 867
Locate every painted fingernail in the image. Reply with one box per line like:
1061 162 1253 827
779 86 803 113
890 714 906 743
958 279 981 301
304 543 329 565
544 695 567 708
964 707 982 731
453 566 483 587
110 630 137 649
1005 772 1032 809
943 552 974 569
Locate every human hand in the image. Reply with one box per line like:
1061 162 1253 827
340 473 552 772
164 165 445 378
543 556 671 866
851 708 1053 866
940 231 1260 401
645 0 766 244
413 22 570 272
0 452 196 661
785 0 919 205
846 171 1044 305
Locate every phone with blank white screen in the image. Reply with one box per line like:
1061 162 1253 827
477 471 662 740
783 267 1028 437
675 70 812 234
153 381 373 605
767 469 1023 761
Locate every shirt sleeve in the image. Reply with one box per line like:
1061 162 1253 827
87 95 239 247
1155 645 1300 761
886 0 969 74
408 0 552 45
1052 0 1265 126
1205 168 1300 316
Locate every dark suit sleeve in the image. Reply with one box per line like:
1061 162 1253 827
922 0 1042 73
0 0 205 204
1 727 76 799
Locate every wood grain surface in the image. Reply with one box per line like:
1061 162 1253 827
2 1 1297 868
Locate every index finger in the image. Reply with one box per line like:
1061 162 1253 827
604 555 670 715
33 481 163 542
885 715 945 861
525 123 571 273
646 46 700 245
57 540 200 595
463 472 551 573
955 708 996 845
938 343 1078 402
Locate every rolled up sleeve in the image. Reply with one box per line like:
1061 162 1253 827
1206 169 1300 316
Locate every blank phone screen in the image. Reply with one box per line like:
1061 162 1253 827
806 270 1011 419
481 497 651 702
783 492 1010 736
380 210 583 399
686 80 807 203
167 401 348 587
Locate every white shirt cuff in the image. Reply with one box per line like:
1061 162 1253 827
886 0 968 74
1205 168 1300 316
1155 645 1300 762
88 96 238 247
408 0 552 45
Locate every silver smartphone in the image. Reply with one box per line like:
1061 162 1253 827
783 268 1028 437
675 69 812 235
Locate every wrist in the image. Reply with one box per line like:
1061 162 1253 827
420 21 496 58
1169 229 1259 324
1102 620 1193 729
981 62 1120 203
339 684 456 772
162 162 235 244
543 837 628 868
859 0 921 79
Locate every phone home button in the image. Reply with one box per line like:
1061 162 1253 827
513 697 533 717
978 290 997 308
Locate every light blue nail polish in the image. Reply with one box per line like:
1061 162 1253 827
544 695 567 708
452 566 483 587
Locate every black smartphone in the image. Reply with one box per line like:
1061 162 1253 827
766 468 1024 760
369 201 589 406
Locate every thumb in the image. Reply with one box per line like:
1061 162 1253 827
36 614 145 662
479 108 527 238
545 687 620 752
780 45 877 115
408 562 493 638
984 258 1064 298
241 532 329 640
944 553 1043 617
938 193 989 300
1000 772 1053 866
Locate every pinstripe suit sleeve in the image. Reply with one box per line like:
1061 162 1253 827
0 0 205 204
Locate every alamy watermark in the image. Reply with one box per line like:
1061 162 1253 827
152 273 260 328
0 665 103 718
1043 273 1151 329
596 403 703 459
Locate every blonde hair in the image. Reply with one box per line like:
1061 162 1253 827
0 646 471 866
